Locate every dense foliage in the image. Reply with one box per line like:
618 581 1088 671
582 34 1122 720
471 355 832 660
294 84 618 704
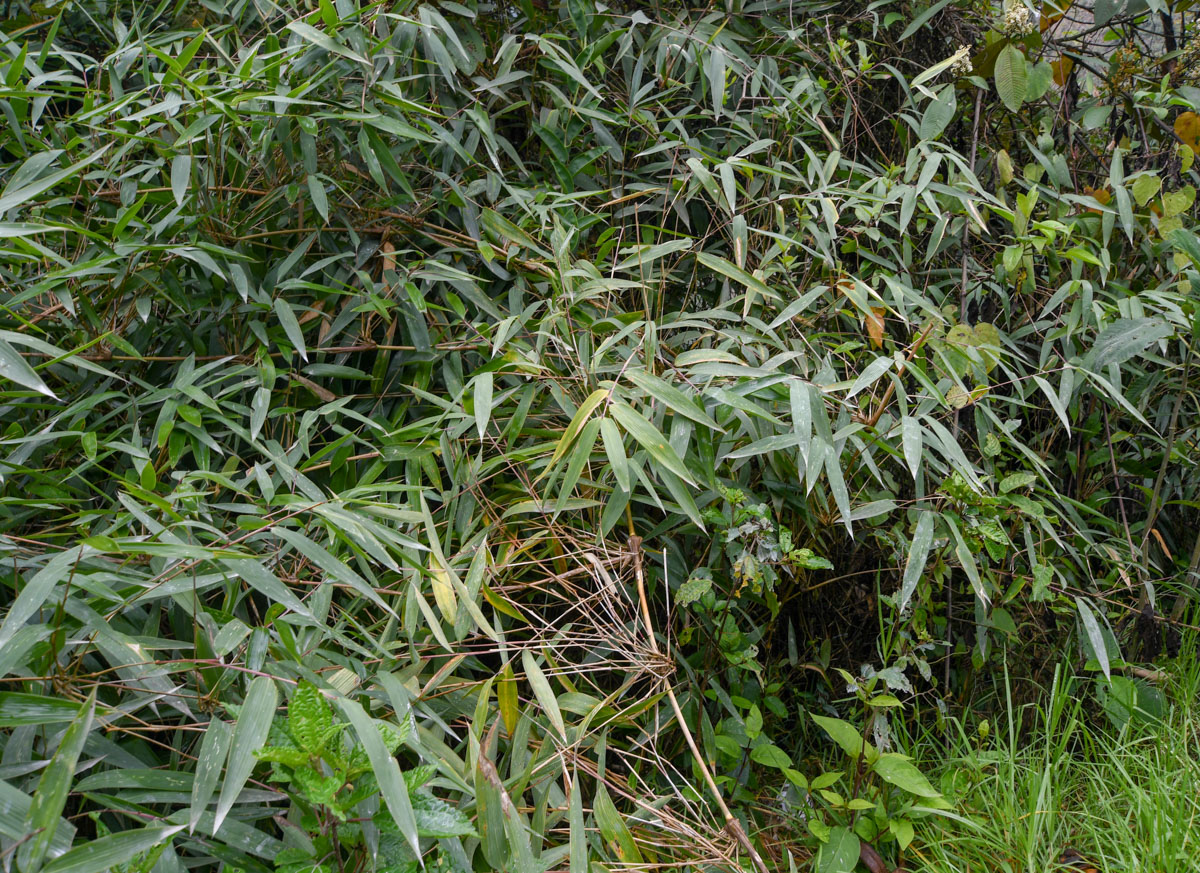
1 0 1198 871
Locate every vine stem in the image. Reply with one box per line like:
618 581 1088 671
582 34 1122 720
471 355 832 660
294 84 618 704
626 535 770 873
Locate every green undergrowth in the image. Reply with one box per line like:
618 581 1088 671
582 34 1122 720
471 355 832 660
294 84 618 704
908 633 1200 873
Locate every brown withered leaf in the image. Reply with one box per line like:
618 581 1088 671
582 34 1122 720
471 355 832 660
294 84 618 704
866 306 886 349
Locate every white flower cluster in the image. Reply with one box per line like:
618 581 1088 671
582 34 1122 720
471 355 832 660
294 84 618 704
1001 3 1037 38
949 45 973 77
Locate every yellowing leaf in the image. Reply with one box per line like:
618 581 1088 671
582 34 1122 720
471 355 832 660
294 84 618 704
1050 55 1074 86
1175 111 1200 153
1161 185 1196 218
497 662 519 737
1131 173 1161 207
429 558 458 625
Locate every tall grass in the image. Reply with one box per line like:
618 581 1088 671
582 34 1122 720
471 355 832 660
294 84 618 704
910 636 1200 873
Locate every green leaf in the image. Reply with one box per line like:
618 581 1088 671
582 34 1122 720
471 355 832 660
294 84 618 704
0 548 87 653
592 782 642 864
995 44 1028 112
473 370 494 438
599 417 631 492
919 84 957 140
999 471 1036 493
522 649 566 741
871 753 940 797
189 717 232 832
0 694 86 727
0 145 111 215
896 511 936 615
272 528 393 615
19 693 94 873
288 681 334 754
624 368 721 431
284 20 369 64
750 743 792 769
273 298 308 362
818 826 860 873
213 676 277 832
889 818 915 851
1076 597 1111 681
543 387 609 475
0 336 55 398
569 769 586 873
1131 173 1161 207
610 399 696 486
171 154 190 206
1085 318 1172 370
41 826 185 873
335 696 420 861
410 791 476 838
811 714 873 761
900 416 922 480
676 572 713 606
307 174 329 222
221 558 313 619
696 252 778 304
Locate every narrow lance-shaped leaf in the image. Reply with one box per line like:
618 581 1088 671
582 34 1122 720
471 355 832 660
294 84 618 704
0 548 89 652
189 716 232 832
522 649 566 742
0 337 56 398
213 676 277 832
18 692 95 873
1076 597 1111 680
610 399 696 486
896 511 936 615
335 696 420 861
41 825 186 873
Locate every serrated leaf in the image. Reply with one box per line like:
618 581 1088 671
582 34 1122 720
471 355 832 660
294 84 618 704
288 681 333 754
410 792 476 838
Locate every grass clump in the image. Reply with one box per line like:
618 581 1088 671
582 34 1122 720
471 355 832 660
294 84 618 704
913 639 1200 873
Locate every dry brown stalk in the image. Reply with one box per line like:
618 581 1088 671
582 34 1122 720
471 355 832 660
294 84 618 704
626 535 771 873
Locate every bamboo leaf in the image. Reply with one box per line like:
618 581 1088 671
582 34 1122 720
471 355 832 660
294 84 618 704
522 649 566 742
18 693 94 873
213 677 277 832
